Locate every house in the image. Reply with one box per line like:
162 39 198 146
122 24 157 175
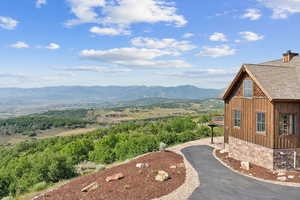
222 51 300 171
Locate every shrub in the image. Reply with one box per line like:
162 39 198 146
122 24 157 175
31 181 49 192
197 126 211 137
89 135 119 164
157 131 178 145
47 154 76 182
177 130 196 143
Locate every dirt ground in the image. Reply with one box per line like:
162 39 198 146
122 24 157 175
216 150 300 183
35 151 186 200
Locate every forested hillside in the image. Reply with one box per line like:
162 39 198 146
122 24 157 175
0 117 89 136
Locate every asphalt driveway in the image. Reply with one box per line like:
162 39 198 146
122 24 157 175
182 146 300 200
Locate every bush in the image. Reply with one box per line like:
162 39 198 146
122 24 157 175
157 131 178 145
197 126 211 137
177 130 196 143
89 135 119 164
31 181 49 192
47 154 76 182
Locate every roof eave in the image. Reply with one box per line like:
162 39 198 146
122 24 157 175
222 65 246 100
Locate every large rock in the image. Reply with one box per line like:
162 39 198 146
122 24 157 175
277 172 286 176
241 161 250 171
136 163 150 168
81 182 99 192
277 176 287 182
105 173 125 182
155 170 170 182
288 175 295 179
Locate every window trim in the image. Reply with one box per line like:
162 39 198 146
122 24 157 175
233 110 241 128
279 113 296 136
256 112 266 135
243 79 253 98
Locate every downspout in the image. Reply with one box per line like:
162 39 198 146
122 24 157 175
294 151 297 169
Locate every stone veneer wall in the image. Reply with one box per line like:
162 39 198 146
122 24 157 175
274 149 300 170
228 136 300 170
228 136 274 170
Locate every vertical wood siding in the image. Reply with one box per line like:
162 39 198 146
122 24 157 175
224 72 274 148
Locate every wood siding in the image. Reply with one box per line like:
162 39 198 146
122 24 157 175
224 72 275 148
273 102 300 149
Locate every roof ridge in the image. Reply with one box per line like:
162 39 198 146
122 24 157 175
245 64 295 68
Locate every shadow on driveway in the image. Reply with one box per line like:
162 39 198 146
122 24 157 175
182 146 300 200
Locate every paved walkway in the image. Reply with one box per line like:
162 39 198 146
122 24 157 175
182 146 300 200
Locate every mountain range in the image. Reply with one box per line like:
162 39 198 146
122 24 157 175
0 85 223 106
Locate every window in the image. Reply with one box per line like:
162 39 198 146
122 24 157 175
256 112 266 133
279 114 296 136
244 80 253 97
233 110 241 127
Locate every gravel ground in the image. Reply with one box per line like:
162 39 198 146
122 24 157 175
34 151 185 200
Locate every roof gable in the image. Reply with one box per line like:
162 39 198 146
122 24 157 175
222 65 272 101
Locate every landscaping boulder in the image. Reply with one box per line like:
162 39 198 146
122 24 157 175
277 176 287 182
155 170 170 182
277 172 286 176
105 173 125 182
288 175 295 179
220 149 228 154
136 163 150 168
81 182 99 192
241 161 250 171
177 163 185 168
159 142 167 151
170 165 177 169
96 165 106 171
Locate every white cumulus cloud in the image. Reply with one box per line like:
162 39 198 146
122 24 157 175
90 26 130 35
51 66 131 73
242 8 262 20
45 43 60 50
81 48 175 61
239 31 264 41
10 41 29 49
182 33 194 38
257 0 300 19
0 16 18 30
36 0 47 8
66 0 187 34
80 47 190 69
198 45 236 58
209 32 228 42
131 37 197 52
66 0 106 26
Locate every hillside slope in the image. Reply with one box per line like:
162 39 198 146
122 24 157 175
0 85 222 105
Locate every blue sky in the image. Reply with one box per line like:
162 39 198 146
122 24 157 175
1 0 300 89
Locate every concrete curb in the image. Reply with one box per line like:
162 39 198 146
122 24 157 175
212 149 300 188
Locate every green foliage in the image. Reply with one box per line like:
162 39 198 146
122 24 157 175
0 116 89 136
0 115 221 199
31 182 49 192
198 115 211 124
33 109 89 120
89 135 119 164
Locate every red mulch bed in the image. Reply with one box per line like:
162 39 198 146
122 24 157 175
216 150 300 183
35 151 186 200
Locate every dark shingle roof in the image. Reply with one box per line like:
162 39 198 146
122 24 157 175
224 56 300 101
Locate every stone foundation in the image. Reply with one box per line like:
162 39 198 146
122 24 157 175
228 137 300 170
228 136 274 169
